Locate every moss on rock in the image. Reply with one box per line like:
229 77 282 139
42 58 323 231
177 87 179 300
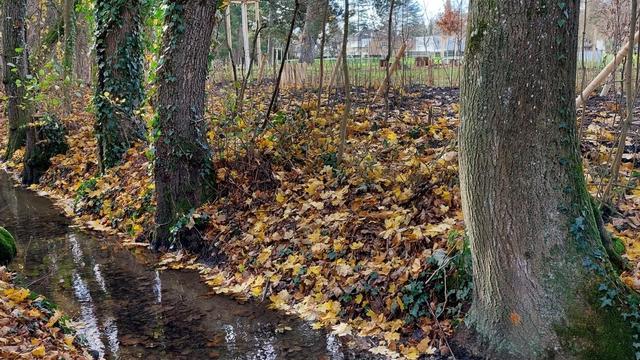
0 227 17 265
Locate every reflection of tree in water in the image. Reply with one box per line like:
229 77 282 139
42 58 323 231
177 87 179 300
0 173 361 360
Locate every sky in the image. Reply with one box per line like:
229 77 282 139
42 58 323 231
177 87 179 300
419 0 468 21
420 0 446 18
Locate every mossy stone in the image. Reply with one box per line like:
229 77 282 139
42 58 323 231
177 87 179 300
0 227 17 265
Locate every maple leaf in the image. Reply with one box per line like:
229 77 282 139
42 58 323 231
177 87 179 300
31 345 46 358
332 322 352 337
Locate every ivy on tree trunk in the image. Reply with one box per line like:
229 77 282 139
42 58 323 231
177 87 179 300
459 1 637 358
2 0 30 160
94 0 146 171
153 0 218 251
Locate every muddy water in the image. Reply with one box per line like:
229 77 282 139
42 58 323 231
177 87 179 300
0 171 354 360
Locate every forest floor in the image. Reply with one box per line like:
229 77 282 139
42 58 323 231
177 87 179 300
1 85 640 359
0 267 90 359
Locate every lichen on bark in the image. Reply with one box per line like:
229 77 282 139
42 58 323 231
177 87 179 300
458 0 637 358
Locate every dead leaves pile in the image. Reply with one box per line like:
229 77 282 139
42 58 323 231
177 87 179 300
580 105 640 288
4 87 640 358
0 94 154 241
182 88 466 358
0 267 89 359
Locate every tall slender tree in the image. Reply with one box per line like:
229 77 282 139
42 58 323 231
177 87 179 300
153 0 218 251
337 0 350 166
2 0 30 160
459 1 636 358
316 0 330 108
62 0 76 114
94 0 146 171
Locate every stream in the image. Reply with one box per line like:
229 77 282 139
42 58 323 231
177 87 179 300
0 171 358 360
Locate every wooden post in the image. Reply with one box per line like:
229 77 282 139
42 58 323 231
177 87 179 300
374 42 407 101
576 31 639 108
241 0 251 74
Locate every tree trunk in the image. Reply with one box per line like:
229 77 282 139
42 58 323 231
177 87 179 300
75 11 92 85
2 0 30 160
316 0 329 108
94 0 146 171
298 0 323 64
22 114 68 185
459 2 635 359
0 7 4 89
336 0 349 166
62 0 76 114
261 0 299 129
153 0 218 251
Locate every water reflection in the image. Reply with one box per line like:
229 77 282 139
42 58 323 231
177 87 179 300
0 171 364 360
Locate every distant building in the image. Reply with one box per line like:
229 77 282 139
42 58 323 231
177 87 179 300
345 31 465 63
411 35 465 61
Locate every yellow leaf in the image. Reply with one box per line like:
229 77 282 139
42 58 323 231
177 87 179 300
3 288 30 303
27 308 42 318
308 229 321 243
416 337 431 352
332 322 352 337
396 296 404 311
355 294 363 304
305 179 324 196
382 129 398 144
257 247 272 265
269 290 290 310
64 335 75 347
206 273 225 287
403 346 420 360
384 331 400 343
46 310 63 328
250 276 265 297
31 345 45 358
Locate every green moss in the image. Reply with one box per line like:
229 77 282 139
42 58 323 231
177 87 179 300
0 227 17 265
556 286 635 360
468 21 488 56
612 237 626 255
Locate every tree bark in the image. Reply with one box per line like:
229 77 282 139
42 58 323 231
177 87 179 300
298 0 323 64
62 0 76 114
336 0 349 166
2 0 30 160
75 10 92 85
384 0 395 122
261 0 299 130
94 0 146 171
316 0 329 108
459 1 635 359
153 0 218 251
